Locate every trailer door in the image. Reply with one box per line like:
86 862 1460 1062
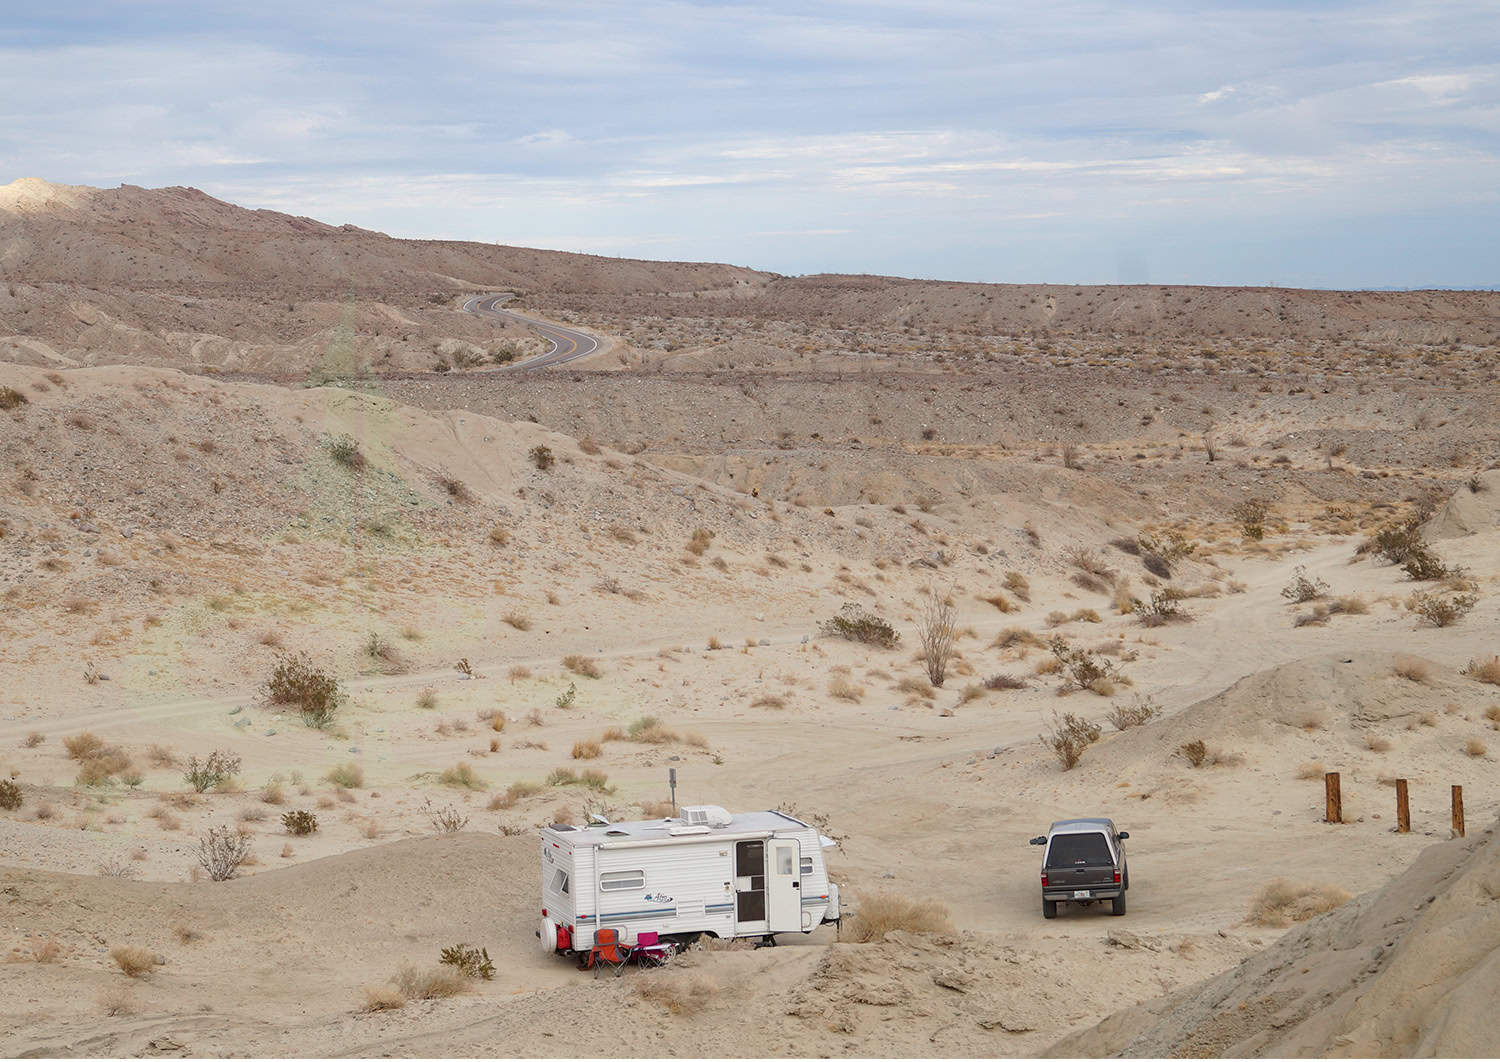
767 838 801 933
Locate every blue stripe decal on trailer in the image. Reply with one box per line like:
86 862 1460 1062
705 903 734 912
577 907 678 922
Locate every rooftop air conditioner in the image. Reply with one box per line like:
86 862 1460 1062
681 805 733 828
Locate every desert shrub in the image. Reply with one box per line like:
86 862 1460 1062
424 798 470 833
1392 656 1431 683
489 780 542 810
1463 656 1500 686
819 603 900 649
846 893 954 942
394 963 472 1000
1040 711 1103 770
1248 880 1352 927
1296 761 1326 780
554 682 577 709
1004 571 1031 601
264 652 342 728
627 715 681 744
0 779 21 810
197 825 252 881
63 731 107 761
0 385 28 410
579 769 612 792
635 973 720 1014
979 593 1013 612
361 984 405 1011
1106 694 1161 730
546 767 578 787
326 761 364 789
1048 636 1122 694
1366 734 1393 752
438 944 494 980
1402 548 1458 581
502 611 531 631
1137 529 1196 564
1178 739 1208 767
571 739 601 760
993 626 1042 649
917 585 956 687
183 750 241 793
1281 566 1329 603
282 810 318 836
1231 498 1271 540
562 654 603 679
685 528 715 555
828 675 865 702
110 946 155 977
751 694 787 709
438 761 486 790
324 433 365 470
1410 592 1478 628
528 444 554 471
984 673 1028 690
1467 738 1488 758
1132 591 1185 627
436 474 471 502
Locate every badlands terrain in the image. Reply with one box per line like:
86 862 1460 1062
1 178 1499 1057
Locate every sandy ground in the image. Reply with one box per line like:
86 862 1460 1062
2 179 1499 1057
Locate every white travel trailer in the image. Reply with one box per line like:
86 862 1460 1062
538 806 841 959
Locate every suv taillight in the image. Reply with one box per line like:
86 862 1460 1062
1113 870 1121 884
1041 873 1049 887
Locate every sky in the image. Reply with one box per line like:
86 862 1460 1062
2 1 1497 288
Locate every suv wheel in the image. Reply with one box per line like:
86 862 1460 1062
1111 894 1126 916
1042 898 1057 919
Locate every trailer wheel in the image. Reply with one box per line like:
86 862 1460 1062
1042 899 1057 919
1111 894 1126 916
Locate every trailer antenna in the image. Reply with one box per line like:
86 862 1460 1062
669 768 678 818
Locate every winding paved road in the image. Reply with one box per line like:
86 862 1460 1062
460 293 601 369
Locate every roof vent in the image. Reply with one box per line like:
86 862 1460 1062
681 805 733 828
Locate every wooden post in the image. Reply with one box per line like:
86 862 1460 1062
1325 772 1342 824
1396 779 1410 833
1452 785 1465 838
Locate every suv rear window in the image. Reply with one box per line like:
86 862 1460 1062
1046 832 1112 868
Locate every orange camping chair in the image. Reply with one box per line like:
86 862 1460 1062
587 927 630 977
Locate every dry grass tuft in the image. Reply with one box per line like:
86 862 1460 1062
1296 761 1326 780
110 945 156 978
326 762 364 789
571 739 602 760
1463 656 1500 686
98 985 136 1017
502 611 532 631
562 654 603 679
1248 880 1352 927
634 973 720 1014
393 963 472 1001
751 694 787 710
1466 738 1488 758
438 761 486 790
361 984 406 1012
1365 734 1393 753
1392 656 1431 683
828 675 865 702
846 893 954 942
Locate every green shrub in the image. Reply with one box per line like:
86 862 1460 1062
1039 712 1102 770
1411 592 1479 628
1048 636 1122 693
0 386 28 410
1280 566 1329 603
0 779 21 810
1132 590 1184 627
264 652 342 728
1230 498 1271 540
183 750 241 793
438 944 494 980
326 762 364 789
282 810 318 836
324 433 365 470
819 603 900 649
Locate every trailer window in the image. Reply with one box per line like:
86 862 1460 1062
552 869 569 895
1046 833 1113 868
599 870 646 891
800 857 814 876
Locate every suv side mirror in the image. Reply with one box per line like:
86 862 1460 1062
1029 836 1046 846
1117 831 1129 840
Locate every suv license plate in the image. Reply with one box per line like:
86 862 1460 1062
1073 889 1092 899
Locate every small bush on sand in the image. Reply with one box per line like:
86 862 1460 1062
110 946 155 978
361 985 405 1012
1040 711 1102 770
1464 657 1500 686
562 654 603 679
993 626 1043 649
183 750 242 793
0 385 28 410
1392 657 1431 683
1281 566 1329 603
326 762 364 789
1467 738 1488 758
197 825 252 881
1248 879 1352 927
264 652 342 728
1179 739 1208 767
1296 761 1326 780
438 944 495 980
489 780 542 810
528 445 554 471
847 893 954 942
438 761 486 790
917 585 957 687
635 974 720 1014
1231 498 1271 540
571 739 602 760
1004 571 1031 601
394 962 473 1000
828 675 865 702
1106 694 1161 731
820 603 901 649
1048 636 1123 694
64 731 107 761
424 798 470 833
984 672 1028 691
1409 592 1478 628
0 779 21 810
282 810 318 835
1132 590 1185 627
325 433 366 470
502 611 531 631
